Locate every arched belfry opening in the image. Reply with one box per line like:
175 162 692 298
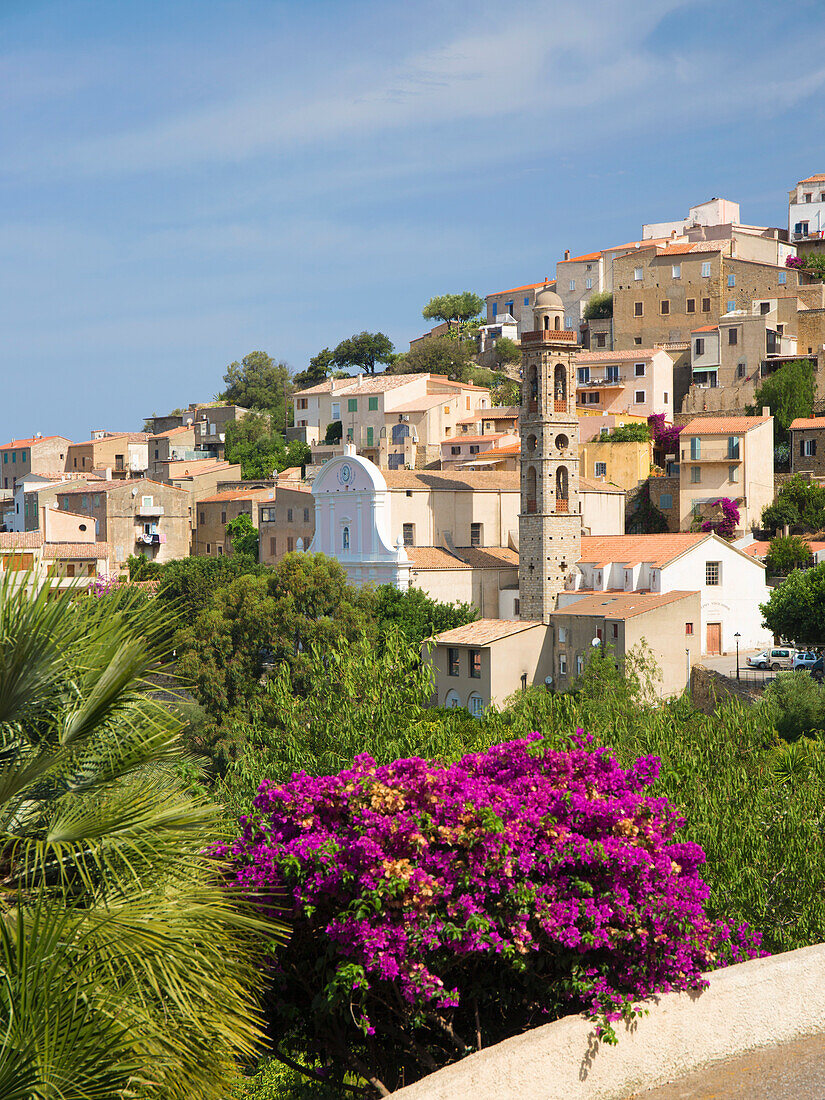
528 366 538 406
556 466 569 513
554 364 566 403
554 315 561 330
543 314 550 330
525 466 537 513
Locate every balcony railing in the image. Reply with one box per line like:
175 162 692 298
522 329 577 344
577 375 624 386
554 399 567 413
136 504 164 517
556 499 569 513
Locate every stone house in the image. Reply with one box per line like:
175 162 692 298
257 487 315 565
192 487 276 557
789 417 825 475
1 435 73 492
485 282 552 338
55 479 191 573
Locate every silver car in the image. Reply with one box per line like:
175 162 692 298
793 651 819 671
747 647 796 671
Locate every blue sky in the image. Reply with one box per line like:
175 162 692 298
2 0 824 442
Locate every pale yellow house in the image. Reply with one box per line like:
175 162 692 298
295 373 492 469
678 412 774 533
579 439 653 494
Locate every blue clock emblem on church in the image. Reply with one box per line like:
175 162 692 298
337 463 354 486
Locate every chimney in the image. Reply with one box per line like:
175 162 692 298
105 467 112 481
357 374 363 388
762 406 770 417
564 250 570 260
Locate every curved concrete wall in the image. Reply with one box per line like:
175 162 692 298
392 944 825 1099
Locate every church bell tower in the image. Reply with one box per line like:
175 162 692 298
518 287 581 623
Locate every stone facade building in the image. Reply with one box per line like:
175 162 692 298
518 286 581 623
1 435 74 492
789 417 825 476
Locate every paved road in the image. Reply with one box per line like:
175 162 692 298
694 649 764 678
631 1034 825 1099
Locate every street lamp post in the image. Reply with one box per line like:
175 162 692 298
735 632 741 681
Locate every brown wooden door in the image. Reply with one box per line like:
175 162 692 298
706 622 722 655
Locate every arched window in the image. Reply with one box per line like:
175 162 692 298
525 466 537 514
543 314 550 330
556 466 569 512
528 367 538 403
445 689 461 709
554 315 561 330
553 364 566 402
468 692 484 718
392 422 409 444
342 525 350 550
526 434 537 453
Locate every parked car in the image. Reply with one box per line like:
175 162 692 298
747 647 796 671
793 651 819 671
810 656 824 683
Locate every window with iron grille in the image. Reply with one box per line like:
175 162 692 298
403 523 414 546
470 523 482 547
469 649 482 678
705 561 720 585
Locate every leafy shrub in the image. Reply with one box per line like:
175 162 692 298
583 291 613 319
604 422 650 442
765 534 814 575
228 736 760 1095
325 420 343 444
762 473 825 533
758 672 825 741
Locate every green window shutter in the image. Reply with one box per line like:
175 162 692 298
368 396 378 411
348 398 358 412
366 427 374 446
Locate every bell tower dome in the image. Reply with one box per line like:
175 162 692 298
518 286 580 623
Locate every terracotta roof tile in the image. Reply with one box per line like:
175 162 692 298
487 281 553 297
557 251 601 264
553 590 699 620
681 415 771 435
691 324 719 333
405 548 471 570
789 418 825 431
407 546 518 571
383 471 520 490
442 433 509 445
0 531 43 548
799 175 825 184
578 533 710 568
579 475 625 495
42 542 109 560
198 488 276 503
0 435 71 451
434 619 543 645
575 348 661 362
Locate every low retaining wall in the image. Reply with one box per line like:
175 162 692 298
391 943 825 1099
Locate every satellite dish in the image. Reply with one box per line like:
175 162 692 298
544 676 553 686
591 637 601 647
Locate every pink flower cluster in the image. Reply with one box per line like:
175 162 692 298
648 413 683 452
786 255 804 269
228 735 761 1035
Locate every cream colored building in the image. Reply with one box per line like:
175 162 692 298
295 373 491 469
575 348 674 420
550 590 701 698
579 439 653 494
65 432 149 479
427 620 554 713
678 413 774 533
440 433 520 469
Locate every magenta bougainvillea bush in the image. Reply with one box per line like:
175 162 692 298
700 497 740 539
648 413 683 452
226 735 760 1093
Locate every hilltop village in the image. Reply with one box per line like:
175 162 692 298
4 178 825 703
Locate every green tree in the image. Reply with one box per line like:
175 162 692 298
757 672 825 741
157 555 268 619
127 552 162 581
422 291 484 331
583 291 613 320
175 553 374 735
766 534 814 575
293 348 334 389
490 336 521 370
391 334 475 381
370 584 477 645
0 573 281 1099
331 332 394 376
224 413 309 479
747 359 816 444
226 512 260 559
324 421 342 444
760 561 825 644
221 351 293 433
761 473 825 532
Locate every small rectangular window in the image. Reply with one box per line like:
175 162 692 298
803 438 817 457
729 464 740 483
469 649 482 678
706 561 720 586
635 363 645 377
778 271 787 285
634 390 645 404
585 277 592 289
685 623 694 635
612 622 619 639
596 333 606 347
514 598 520 615
672 264 681 278
695 338 704 356
634 301 643 317
686 298 696 313
702 297 711 312
760 302 770 315
270 537 276 555
726 300 736 314
691 466 701 483
727 273 735 287
659 493 673 510
576 655 584 676
287 508 293 522
660 299 670 315
470 522 482 547
594 461 607 477
220 510 227 524
558 627 567 643
403 523 414 546
701 261 712 277
559 653 567 676
727 436 740 459
634 267 643 281
524 297 529 307
691 436 701 459
577 367 590 383
206 543 211 554
737 364 746 378
569 279 575 291
448 648 460 676
450 446 460 455
304 508 310 522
